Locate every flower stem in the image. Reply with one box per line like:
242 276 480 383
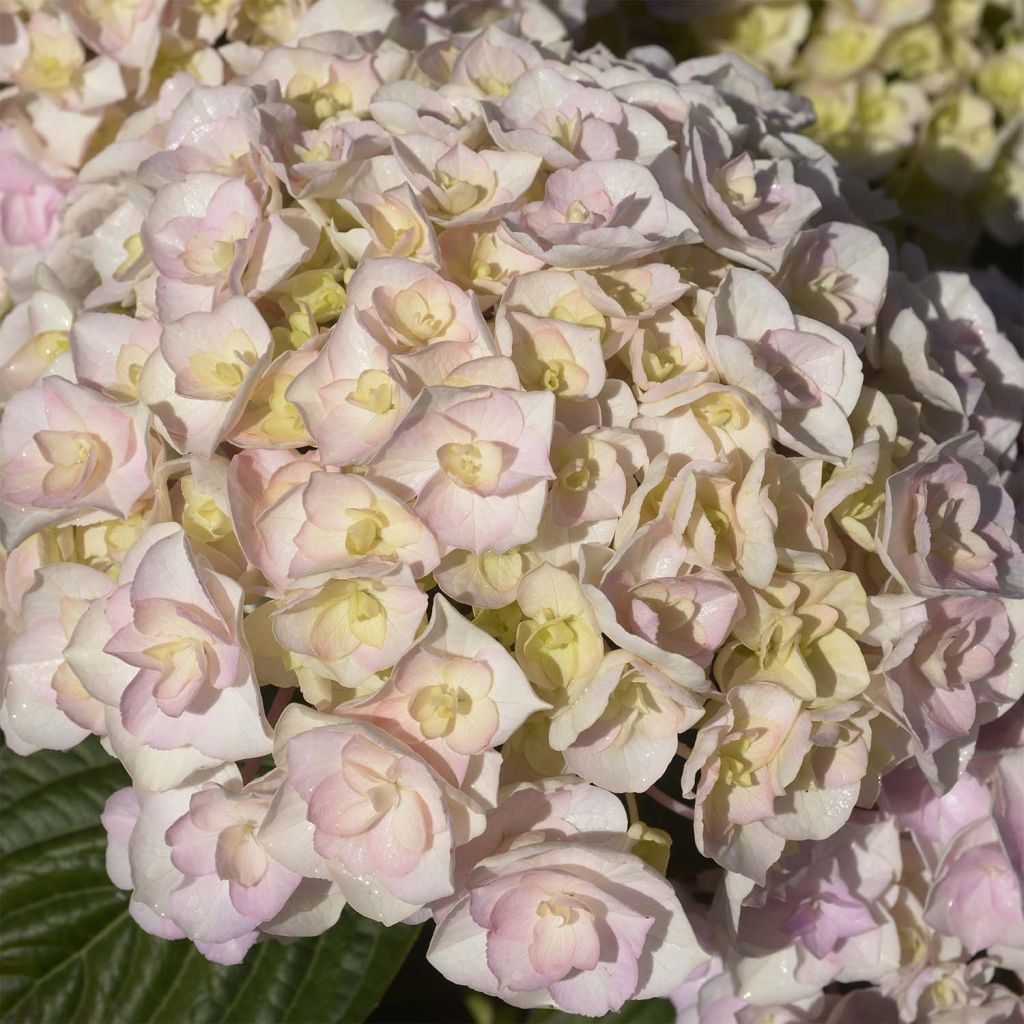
625 791 639 825
267 686 296 727
645 786 695 819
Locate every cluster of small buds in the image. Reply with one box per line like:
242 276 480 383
0 0 1022 1019
640 0 1024 260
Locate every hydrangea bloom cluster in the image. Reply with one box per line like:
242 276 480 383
1 0 1022 1019
641 0 1024 259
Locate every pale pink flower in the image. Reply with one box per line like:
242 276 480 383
102 766 343 964
369 81 485 147
5 3 1024 1004
892 957 1012 1023
879 433 1024 599
671 932 829 1024
283 120 391 199
79 197 149 311
259 706 486 925
286 317 410 467
0 126 72 256
345 596 548 794
427 841 707 1016
882 761 992 850
0 279 77 401
678 106 821 271
624 306 713 402
448 25 545 98
632 380 773 466
974 739 1024 879
670 54 813 132
872 287 970 430
493 270 608 400
623 452 778 588
548 425 647 528
444 778 628 905
433 545 535 611
774 222 889 332
139 296 274 457
502 160 698 269
66 0 165 70
0 534 53 661
340 177 441 266
716 570 871 710
549 649 705 793
683 682 812 883
143 173 261 289
225 449 321 589
140 83 270 186
227 348 317 451
288 0 401 37
438 221 545 303
575 263 688 325
0 562 112 755
0 376 154 549
369 386 555 554
482 65 671 170
781 873 879 961
516 562 606 695
103 773 224 948
228 452 439 590
866 593 1023 760
270 566 426 688
726 816 902 997
586 516 736 678
911 273 1024 468
393 135 540 226
871 272 1024 484
163 772 305 957
70 313 161 402
768 706 873 843
706 269 863 462
244 45 383 122
1 11 82 100
926 828 1024 954
344 257 499 389
64 525 272 790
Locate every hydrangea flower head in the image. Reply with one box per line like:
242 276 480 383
0 1 1021 1019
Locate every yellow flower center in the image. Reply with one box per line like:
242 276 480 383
565 200 591 224
346 369 397 415
345 507 391 557
408 683 473 739
437 440 503 492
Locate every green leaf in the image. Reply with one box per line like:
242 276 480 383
0 738 419 1024
528 998 675 1024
